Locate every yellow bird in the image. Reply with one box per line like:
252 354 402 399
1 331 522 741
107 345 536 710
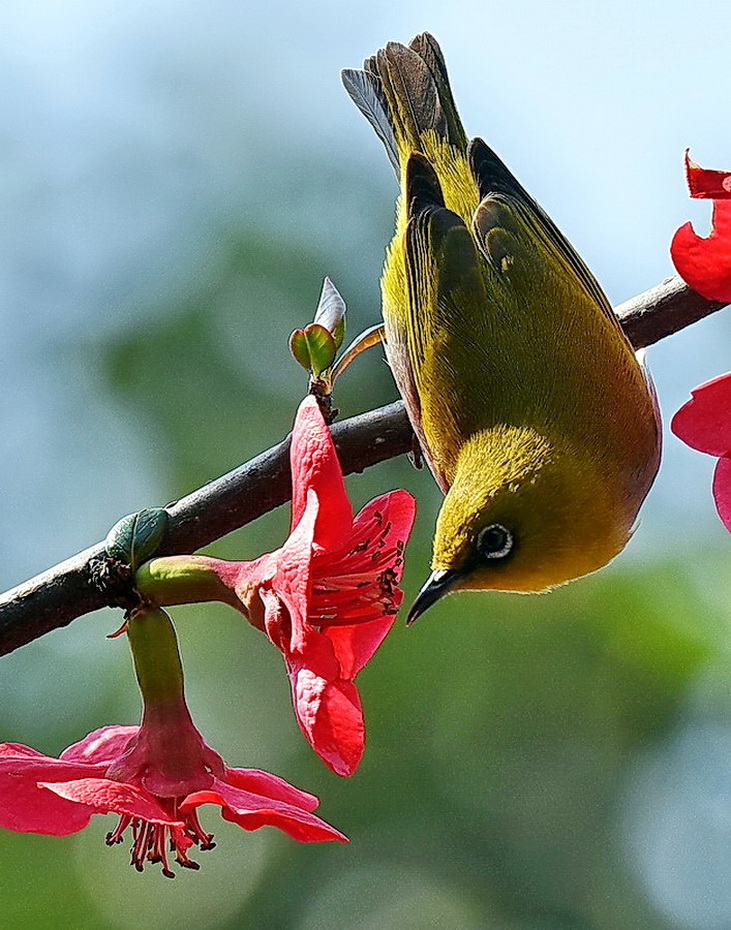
342 34 661 621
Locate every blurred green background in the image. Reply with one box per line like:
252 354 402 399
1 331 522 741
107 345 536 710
1 2 730 928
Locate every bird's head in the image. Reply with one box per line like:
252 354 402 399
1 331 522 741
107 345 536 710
407 426 632 622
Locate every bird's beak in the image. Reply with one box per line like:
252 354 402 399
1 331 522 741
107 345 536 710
406 569 462 625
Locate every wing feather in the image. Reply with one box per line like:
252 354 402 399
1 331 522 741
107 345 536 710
387 155 490 487
469 137 621 330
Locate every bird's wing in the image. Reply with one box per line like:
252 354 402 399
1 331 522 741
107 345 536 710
390 154 491 487
469 137 623 332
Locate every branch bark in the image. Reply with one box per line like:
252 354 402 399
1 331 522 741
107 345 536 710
0 275 725 656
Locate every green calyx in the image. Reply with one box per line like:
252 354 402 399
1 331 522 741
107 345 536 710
135 556 243 613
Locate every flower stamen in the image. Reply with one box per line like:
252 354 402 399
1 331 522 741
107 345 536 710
106 812 210 877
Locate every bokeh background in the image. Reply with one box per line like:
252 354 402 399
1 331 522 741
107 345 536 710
1 1 730 927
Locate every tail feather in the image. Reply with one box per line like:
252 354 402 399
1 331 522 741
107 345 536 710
408 33 467 151
342 33 467 172
377 42 444 151
341 67 399 172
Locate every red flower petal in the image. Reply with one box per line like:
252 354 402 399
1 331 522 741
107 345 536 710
349 491 416 580
713 455 731 531
685 151 731 200
671 153 731 302
296 673 364 777
184 778 347 843
268 492 318 654
671 202 731 302
60 725 138 764
42 777 183 825
671 372 731 456
289 396 352 549
0 750 103 835
223 767 320 812
326 614 396 680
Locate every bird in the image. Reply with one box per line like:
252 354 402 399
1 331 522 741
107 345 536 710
341 33 661 622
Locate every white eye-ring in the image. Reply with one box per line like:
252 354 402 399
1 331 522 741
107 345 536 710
476 523 514 560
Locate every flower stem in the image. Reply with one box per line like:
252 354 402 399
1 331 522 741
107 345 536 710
126 607 186 707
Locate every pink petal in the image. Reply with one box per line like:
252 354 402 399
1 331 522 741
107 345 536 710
326 614 396 680
42 778 183 825
671 372 731 456
713 455 731 531
183 779 347 843
60 726 138 764
671 200 731 302
289 396 352 548
223 768 320 812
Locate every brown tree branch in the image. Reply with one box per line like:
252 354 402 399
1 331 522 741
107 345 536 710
0 275 725 656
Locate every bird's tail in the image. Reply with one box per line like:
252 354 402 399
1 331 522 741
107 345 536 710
342 33 468 176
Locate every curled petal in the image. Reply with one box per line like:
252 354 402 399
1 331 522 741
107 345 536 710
184 779 347 843
713 456 731 531
268 491 318 653
671 372 731 456
350 491 416 583
41 778 184 825
291 665 364 777
223 768 320 812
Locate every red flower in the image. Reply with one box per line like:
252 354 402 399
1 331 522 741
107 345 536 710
138 397 416 777
211 397 415 776
0 606 346 877
671 371 731 531
671 150 731 302
0 722 346 878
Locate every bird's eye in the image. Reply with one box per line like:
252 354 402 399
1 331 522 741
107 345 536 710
476 523 513 560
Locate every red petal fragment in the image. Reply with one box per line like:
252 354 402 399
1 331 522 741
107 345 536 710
685 150 731 200
713 455 731 531
671 372 731 456
289 396 352 548
671 200 731 302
